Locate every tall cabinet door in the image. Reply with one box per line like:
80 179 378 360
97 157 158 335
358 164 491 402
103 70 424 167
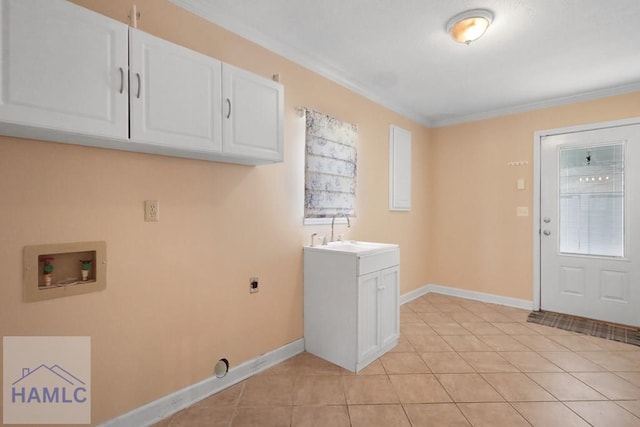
379 267 400 348
222 64 283 162
358 271 381 362
0 0 128 139
129 28 222 153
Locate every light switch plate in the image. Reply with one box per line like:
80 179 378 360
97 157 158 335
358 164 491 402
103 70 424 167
517 206 529 217
517 178 525 190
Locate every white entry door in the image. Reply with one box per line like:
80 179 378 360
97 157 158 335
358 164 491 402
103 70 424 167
540 123 640 327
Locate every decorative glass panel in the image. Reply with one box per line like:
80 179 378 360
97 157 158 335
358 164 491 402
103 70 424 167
559 144 624 257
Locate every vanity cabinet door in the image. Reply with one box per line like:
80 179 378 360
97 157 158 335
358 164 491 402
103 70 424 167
358 271 381 362
129 28 223 153
357 266 400 363
0 0 128 139
379 266 400 348
222 64 283 162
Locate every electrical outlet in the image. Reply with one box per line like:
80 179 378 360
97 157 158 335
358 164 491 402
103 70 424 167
249 277 259 294
145 200 159 222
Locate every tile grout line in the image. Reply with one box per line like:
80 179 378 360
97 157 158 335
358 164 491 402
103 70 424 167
157 294 639 426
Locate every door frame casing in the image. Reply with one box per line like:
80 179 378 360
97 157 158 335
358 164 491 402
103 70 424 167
532 116 640 311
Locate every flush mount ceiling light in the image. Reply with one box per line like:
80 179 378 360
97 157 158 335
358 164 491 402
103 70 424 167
446 9 494 45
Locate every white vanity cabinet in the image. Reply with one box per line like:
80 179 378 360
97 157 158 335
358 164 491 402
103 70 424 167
0 0 283 165
303 244 400 372
0 0 129 139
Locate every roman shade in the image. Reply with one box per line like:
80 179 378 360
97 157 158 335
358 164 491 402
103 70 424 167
304 109 358 219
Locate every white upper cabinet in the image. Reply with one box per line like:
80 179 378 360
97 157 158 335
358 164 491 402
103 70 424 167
0 0 283 165
129 28 222 153
0 0 128 139
222 64 284 162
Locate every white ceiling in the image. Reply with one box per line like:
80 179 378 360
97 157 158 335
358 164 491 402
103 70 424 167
170 0 640 127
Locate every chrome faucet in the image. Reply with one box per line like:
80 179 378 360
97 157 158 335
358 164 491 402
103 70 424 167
330 213 351 242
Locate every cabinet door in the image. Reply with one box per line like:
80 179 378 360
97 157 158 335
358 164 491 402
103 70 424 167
129 28 222 152
357 271 381 362
222 64 283 162
379 266 400 348
389 125 412 211
0 0 128 139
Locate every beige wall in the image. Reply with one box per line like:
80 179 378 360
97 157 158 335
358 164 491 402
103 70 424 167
0 0 431 423
1 0 638 423
429 92 640 301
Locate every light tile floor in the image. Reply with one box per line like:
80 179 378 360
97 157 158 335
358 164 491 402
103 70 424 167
153 293 640 426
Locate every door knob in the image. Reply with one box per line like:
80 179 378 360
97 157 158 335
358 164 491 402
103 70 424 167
543 217 551 223
543 230 551 236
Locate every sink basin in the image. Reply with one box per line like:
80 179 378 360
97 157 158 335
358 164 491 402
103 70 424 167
305 240 398 255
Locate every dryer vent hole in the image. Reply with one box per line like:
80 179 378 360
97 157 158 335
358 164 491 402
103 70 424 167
214 358 229 378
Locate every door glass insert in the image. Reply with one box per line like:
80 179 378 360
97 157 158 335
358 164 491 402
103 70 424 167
559 143 624 257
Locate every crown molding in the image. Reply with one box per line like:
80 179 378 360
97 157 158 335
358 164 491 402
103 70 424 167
429 81 640 127
169 0 433 127
170 1 639 130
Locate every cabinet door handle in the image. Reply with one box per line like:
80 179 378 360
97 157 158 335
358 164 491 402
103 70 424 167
377 286 386 291
118 67 124 94
136 73 141 99
226 98 231 119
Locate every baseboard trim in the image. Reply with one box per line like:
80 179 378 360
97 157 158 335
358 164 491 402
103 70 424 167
401 283 534 311
98 338 305 427
399 284 431 305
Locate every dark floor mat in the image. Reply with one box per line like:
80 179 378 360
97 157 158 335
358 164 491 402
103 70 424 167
527 310 640 347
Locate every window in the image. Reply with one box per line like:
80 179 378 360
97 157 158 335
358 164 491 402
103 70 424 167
559 143 625 257
304 109 357 222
